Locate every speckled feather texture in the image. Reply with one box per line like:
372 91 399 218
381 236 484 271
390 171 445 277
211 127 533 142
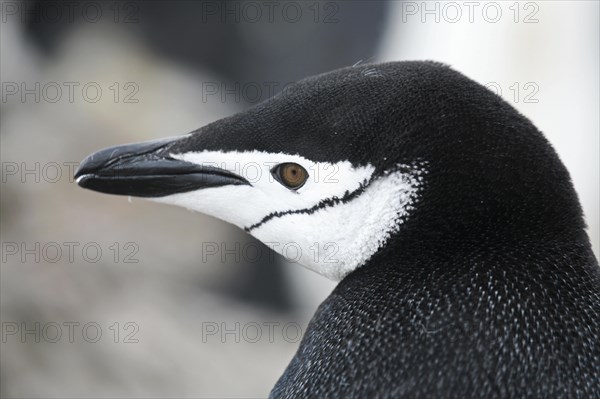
166 61 599 397
271 241 599 398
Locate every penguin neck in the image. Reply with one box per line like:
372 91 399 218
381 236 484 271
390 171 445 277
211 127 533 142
392 155 588 250
343 230 595 304
356 217 596 289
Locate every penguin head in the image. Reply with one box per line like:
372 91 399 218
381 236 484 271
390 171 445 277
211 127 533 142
76 61 584 280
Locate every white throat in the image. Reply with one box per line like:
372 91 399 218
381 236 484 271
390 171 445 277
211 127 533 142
249 166 424 280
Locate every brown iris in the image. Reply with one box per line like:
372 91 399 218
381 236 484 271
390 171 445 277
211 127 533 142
272 163 309 190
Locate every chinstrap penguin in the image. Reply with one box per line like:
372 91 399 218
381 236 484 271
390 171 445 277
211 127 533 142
75 61 600 398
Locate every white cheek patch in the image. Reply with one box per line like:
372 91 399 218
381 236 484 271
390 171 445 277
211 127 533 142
150 149 425 281
250 165 425 281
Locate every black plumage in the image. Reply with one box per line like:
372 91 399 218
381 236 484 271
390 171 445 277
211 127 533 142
264 62 600 398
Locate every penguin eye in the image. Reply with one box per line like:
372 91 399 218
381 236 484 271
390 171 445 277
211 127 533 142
271 163 309 190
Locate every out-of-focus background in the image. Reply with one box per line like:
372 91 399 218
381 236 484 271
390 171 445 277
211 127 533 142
1 1 598 397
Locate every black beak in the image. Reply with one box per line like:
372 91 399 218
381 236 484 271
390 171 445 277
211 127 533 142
75 137 249 197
